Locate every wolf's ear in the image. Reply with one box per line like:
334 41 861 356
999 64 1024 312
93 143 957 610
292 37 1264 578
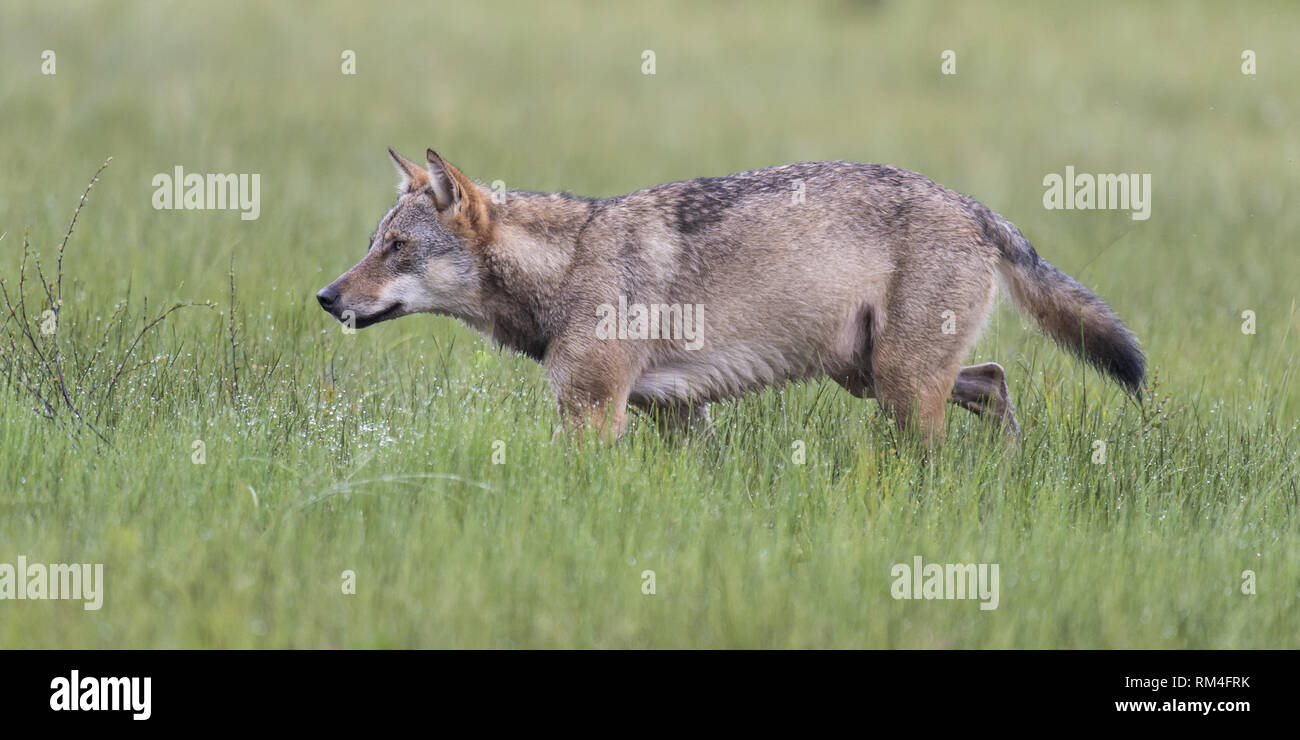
426 149 494 247
425 149 463 212
388 147 431 193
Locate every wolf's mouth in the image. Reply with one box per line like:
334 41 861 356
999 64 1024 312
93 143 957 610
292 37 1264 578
351 302 403 329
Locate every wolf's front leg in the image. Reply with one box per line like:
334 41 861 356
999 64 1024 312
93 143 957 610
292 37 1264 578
547 337 637 442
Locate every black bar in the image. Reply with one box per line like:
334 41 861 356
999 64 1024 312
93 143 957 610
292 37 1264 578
0 650 1287 728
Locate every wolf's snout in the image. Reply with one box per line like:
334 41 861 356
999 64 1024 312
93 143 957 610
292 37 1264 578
316 285 340 314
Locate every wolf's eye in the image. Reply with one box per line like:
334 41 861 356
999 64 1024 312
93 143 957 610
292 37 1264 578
390 239 407 251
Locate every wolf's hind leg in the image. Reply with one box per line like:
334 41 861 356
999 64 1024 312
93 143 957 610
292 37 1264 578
870 319 959 446
950 361 1019 437
634 400 712 438
872 368 955 447
870 268 996 448
831 368 874 399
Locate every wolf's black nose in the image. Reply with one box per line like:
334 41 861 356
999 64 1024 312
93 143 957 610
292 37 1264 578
316 286 339 312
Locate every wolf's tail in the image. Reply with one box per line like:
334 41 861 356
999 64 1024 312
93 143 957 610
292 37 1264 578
969 201 1145 397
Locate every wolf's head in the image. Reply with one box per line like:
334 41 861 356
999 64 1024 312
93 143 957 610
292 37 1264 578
317 148 495 329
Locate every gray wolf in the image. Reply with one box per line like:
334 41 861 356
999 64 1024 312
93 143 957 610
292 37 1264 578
317 148 1144 446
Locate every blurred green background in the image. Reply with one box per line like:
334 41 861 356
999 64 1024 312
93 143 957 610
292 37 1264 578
0 1 1296 647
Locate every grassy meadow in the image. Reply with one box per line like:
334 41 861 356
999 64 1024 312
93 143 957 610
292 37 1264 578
0 0 1297 648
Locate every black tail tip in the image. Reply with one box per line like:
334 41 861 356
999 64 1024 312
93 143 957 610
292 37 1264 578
1088 330 1145 399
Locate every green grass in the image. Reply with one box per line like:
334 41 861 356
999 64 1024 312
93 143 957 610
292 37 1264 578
1 0 1297 648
